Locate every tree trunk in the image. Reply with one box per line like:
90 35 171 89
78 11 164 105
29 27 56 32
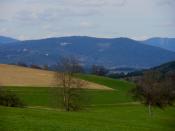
148 103 152 117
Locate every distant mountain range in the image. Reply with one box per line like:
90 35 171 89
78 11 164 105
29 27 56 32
142 38 175 52
0 36 175 68
0 36 19 44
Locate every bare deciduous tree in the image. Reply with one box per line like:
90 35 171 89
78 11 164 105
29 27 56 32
55 56 86 111
131 71 175 116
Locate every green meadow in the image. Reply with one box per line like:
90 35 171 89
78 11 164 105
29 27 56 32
0 75 175 131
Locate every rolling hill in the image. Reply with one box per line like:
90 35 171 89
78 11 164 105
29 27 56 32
125 60 175 78
0 36 175 68
0 64 111 90
1 73 174 131
152 60 175 73
142 38 175 52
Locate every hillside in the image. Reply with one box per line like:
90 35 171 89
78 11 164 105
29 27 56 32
125 60 175 78
142 38 175 52
0 64 111 90
1 74 174 131
152 60 175 73
0 36 175 68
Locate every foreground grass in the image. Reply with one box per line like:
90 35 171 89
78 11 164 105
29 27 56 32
1 75 175 130
1 105 175 131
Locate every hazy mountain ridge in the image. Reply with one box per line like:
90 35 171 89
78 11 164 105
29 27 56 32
0 36 19 44
142 38 175 52
0 36 175 68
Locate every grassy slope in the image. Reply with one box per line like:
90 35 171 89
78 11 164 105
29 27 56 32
77 74 135 104
0 75 175 131
76 74 135 90
5 74 135 107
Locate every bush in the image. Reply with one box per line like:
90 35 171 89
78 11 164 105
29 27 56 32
0 87 24 107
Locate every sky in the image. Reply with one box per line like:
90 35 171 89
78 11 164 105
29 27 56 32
0 0 175 40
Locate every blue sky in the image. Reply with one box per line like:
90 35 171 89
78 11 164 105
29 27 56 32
0 0 175 40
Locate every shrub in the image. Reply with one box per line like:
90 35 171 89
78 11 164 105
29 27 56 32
0 87 24 107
